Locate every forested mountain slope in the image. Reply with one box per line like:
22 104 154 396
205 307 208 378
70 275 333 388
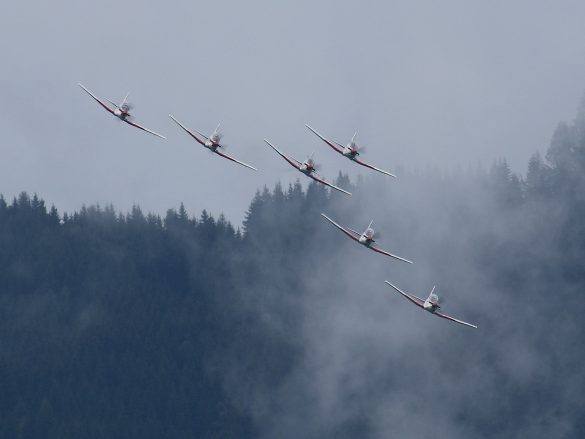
2 108 585 438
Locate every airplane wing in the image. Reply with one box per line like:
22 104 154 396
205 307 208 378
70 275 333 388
434 310 478 329
320 213 360 242
370 244 413 264
169 114 206 145
124 118 166 139
214 149 257 171
305 125 344 154
353 157 397 178
78 83 115 115
309 173 352 196
194 130 209 141
347 227 363 237
264 139 301 170
385 281 425 308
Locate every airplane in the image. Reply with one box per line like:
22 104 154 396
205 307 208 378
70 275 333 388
305 125 396 178
168 115 257 171
77 83 166 139
320 213 412 263
264 139 351 195
385 281 477 328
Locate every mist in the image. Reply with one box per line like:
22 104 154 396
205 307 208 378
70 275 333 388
1 109 584 436
2 1 585 437
221 117 585 437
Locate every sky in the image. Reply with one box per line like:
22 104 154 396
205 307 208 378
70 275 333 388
1 0 585 224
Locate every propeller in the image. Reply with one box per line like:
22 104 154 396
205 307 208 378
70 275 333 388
349 131 366 154
428 286 446 307
118 92 132 113
210 123 223 142
305 152 320 171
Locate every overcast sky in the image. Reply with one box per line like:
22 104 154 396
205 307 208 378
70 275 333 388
1 0 585 224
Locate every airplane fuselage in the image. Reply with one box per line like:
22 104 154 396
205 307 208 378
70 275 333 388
300 163 314 175
204 140 219 151
423 301 439 313
358 235 373 246
113 108 129 120
342 147 358 159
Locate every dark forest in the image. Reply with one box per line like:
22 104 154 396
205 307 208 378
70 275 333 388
2 107 585 438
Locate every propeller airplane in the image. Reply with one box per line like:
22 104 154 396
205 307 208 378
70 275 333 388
321 213 412 263
77 83 166 139
169 115 257 171
385 281 477 328
306 125 396 178
264 139 351 195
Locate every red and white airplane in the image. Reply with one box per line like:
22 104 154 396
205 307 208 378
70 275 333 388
306 125 396 178
264 139 352 196
321 213 412 263
78 84 166 139
169 115 257 171
385 281 477 328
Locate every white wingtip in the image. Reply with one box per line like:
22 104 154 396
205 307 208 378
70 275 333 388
384 281 402 292
334 187 352 196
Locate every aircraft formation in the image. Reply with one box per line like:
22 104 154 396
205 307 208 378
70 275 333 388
77 83 477 329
